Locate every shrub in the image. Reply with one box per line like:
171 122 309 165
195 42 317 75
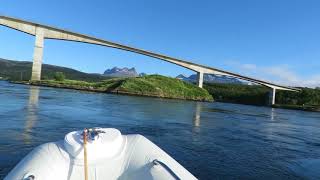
54 72 65 81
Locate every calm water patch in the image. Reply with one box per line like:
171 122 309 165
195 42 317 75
0 80 320 179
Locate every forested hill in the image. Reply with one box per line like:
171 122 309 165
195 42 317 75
204 83 320 111
0 58 107 82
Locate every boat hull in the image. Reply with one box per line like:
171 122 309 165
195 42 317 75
5 133 197 180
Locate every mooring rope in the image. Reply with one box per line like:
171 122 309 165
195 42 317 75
83 128 88 180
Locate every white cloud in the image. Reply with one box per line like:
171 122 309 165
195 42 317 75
224 61 320 88
241 64 257 70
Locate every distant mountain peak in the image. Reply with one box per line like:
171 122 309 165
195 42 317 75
103 66 138 77
139 72 147 77
176 74 187 79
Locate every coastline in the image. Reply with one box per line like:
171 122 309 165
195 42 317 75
11 80 213 102
272 104 320 112
10 80 320 112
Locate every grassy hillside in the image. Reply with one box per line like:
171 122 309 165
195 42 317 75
28 75 213 101
115 75 213 101
0 58 108 82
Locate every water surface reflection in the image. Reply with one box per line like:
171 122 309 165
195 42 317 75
23 86 39 144
193 102 202 127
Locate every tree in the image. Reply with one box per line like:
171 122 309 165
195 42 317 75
54 72 65 81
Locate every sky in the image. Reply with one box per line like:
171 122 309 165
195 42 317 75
0 0 320 87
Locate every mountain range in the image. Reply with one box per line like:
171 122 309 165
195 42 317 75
176 74 246 84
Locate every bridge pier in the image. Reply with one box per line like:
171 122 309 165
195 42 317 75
268 88 276 105
31 27 45 81
196 71 204 88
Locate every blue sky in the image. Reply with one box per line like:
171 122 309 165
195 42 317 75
0 0 320 87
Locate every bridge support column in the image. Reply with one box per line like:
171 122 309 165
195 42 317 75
268 88 276 106
31 27 45 81
197 71 204 88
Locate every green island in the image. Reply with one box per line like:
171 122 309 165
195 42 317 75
14 74 213 102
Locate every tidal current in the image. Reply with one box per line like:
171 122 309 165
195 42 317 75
1 81 320 179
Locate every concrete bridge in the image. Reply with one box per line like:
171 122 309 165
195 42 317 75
0 15 300 105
